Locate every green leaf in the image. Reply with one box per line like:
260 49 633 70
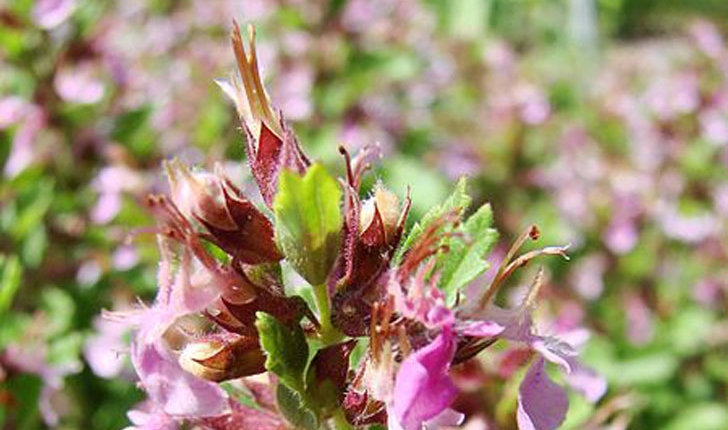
276 383 319 430
0 255 22 316
41 287 76 337
255 312 309 393
664 403 728 430
273 164 342 286
437 203 498 304
394 177 471 263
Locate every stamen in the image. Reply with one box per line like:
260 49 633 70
521 267 545 311
397 325 412 357
478 224 540 309
370 302 381 362
339 146 356 187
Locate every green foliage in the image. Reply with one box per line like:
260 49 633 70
437 203 498 304
256 312 320 428
276 383 319 430
255 312 309 392
664 403 728 430
395 177 471 263
274 164 342 286
0 255 22 316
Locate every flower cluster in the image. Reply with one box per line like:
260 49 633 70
106 23 605 430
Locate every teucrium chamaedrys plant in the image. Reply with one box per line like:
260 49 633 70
108 22 606 430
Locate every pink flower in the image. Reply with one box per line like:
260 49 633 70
389 326 464 430
90 165 145 224
32 0 77 29
106 238 240 422
124 401 179 430
389 263 455 330
130 334 228 418
3 102 46 178
54 61 105 104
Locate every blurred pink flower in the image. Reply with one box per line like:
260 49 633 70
516 84 550 125
603 217 638 255
0 97 26 128
112 245 140 271
438 143 483 180
700 110 728 146
569 254 607 300
32 0 77 29
624 294 654 345
655 201 719 244
76 260 103 286
272 66 314 121
2 344 81 426
689 20 725 59
3 102 46 177
54 61 106 104
84 317 129 378
91 166 145 224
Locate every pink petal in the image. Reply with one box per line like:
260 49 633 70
392 328 459 430
426 407 465 428
131 338 228 417
517 358 568 430
565 364 607 403
458 320 504 337
533 338 576 374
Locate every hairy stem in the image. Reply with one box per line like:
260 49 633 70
313 283 343 345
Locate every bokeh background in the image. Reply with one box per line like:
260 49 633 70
2 0 728 429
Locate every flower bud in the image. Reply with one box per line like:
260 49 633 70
360 183 401 244
165 159 236 231
179 335 266 382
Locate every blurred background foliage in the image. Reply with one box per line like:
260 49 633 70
1 0 728 429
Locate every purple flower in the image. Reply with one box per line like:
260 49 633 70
517 357 568 430
389 326 464 430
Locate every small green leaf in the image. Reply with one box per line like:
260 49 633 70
276 383 319 430
273 164 342 286
255 312 309 393
41 287 76 336
394 177 471 263
0 255 22 315
438 203 498 304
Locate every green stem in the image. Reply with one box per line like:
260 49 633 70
313 283 343 345
330 407 354 430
